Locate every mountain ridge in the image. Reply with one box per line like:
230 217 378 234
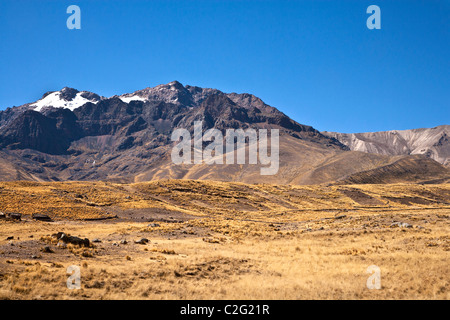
323 125 449 167
0 81 447 184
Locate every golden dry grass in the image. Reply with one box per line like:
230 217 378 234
0 180 448 299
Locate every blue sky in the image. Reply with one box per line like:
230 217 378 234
0 0 448 133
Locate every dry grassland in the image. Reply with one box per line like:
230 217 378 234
0 180 448 299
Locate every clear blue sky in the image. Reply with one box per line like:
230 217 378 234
0 0 448 133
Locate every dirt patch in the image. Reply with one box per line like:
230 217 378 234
339 188 384 206
174 257 252 280
0 239 44 261
411 188 450 205
107 207 201 223
384 196 437 206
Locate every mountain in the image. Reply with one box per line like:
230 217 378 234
31 87 103 112
0 81 448 184
322 125 450 167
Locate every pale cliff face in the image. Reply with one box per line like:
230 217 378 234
323 125 450 167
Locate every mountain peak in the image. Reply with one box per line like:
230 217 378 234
119 81 194 106
31 88 101 112
167 80 184 89
59 87 80 100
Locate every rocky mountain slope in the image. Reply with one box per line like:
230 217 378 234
0 81 448 184
323 125 449 167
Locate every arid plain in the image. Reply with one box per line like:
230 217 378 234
0 180 448 299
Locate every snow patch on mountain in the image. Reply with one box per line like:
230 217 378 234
32 91 98 112
118 95 147 103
